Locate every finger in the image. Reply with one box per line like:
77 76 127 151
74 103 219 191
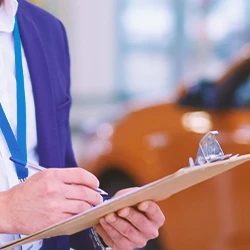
63 185 103 206
51 168 99 189
95 224 115 249
118 207 159 239
104 213 147 248
99 218 135 250
63 200 93 214
137 201 165 228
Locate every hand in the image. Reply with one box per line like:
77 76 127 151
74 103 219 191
95 188 165 250
0 168 102 235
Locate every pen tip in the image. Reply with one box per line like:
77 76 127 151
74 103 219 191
97 188 108 195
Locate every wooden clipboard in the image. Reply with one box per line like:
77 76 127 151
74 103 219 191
1 154 250 250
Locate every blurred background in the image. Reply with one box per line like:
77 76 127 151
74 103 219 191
31 0 250 148
29 1 250 250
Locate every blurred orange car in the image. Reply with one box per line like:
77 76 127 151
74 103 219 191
79 47 250 250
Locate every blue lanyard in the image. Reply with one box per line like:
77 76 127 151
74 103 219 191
0 16 28 181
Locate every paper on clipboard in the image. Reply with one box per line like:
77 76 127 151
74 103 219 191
1 154 250 250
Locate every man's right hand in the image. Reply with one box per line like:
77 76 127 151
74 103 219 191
0 168 102 235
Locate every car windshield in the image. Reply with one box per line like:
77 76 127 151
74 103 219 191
232 77 250 108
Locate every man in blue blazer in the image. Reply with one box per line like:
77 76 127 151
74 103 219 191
0 0 165 249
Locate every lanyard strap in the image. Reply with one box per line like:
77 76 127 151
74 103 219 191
0 16 28 180
14 16 27 165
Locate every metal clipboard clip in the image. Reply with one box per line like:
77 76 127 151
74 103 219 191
189 131 238 167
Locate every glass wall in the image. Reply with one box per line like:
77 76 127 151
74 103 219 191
29 0 250 118
118 0 250 96
183 0 250 82
117 0 174 97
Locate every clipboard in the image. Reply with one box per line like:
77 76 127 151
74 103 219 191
1 153 250 250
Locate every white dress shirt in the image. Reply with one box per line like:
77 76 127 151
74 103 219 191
0 0 42 249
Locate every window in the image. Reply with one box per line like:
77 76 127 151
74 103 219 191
232 77 250 108
117 0 174 97
184 0 250 81
118 0 250 97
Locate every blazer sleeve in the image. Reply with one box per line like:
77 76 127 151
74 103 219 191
59 22 96 250
58 21 78 168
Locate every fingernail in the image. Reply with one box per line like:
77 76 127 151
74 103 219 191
106 213 116 223
100 195 103 203
119 208 130 218
139 202 149 211
100 218 107 225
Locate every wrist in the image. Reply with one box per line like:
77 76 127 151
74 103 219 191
0 190 14 234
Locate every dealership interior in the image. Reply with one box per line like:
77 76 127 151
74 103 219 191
30 1 250 249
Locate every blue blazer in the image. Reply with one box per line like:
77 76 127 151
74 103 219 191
17 0 94 249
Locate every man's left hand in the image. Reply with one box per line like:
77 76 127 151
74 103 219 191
95 188 165 250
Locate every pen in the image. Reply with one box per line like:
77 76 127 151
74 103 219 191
9 157 108 196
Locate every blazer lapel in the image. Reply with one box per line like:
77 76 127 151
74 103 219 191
16 11 62 168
